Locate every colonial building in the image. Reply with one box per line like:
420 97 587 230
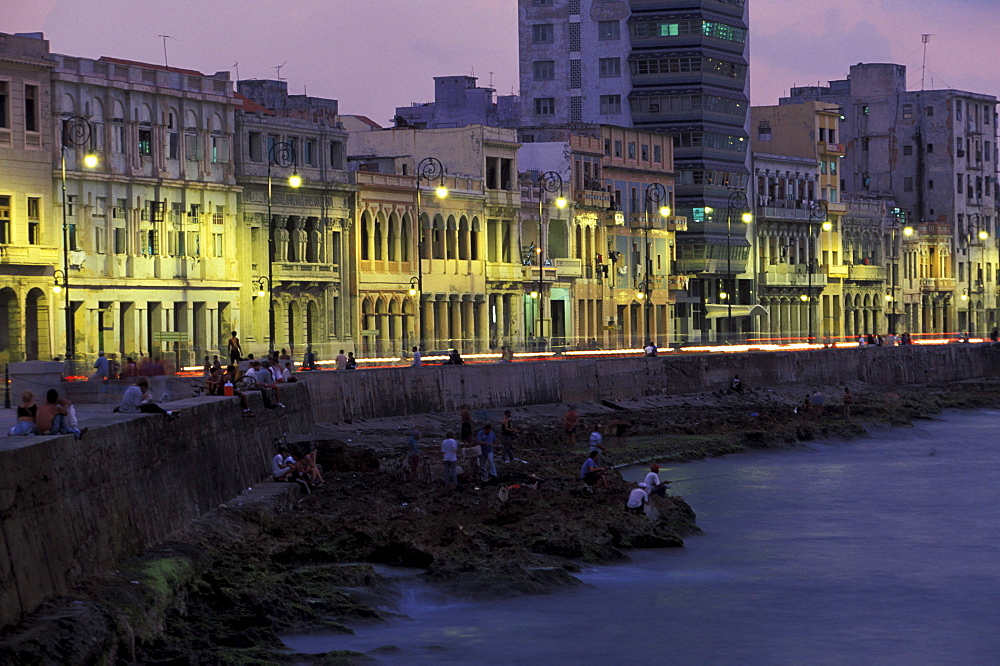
235 80 355 360
0 32 56 363
347 125 520 353
782 63 1000 336
49 53 242 368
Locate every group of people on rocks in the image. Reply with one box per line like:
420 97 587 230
270 440 324 492
8 389 86 439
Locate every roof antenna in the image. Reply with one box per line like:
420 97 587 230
233 61 240 82
921 34 932 91
275 61 287 81
157 34 178 69
489 71 494 87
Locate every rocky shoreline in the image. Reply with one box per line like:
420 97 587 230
5 378 1000 663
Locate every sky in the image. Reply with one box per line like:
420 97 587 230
5 0 1000 123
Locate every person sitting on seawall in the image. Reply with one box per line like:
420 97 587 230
580 450 608 491
626 483 650 515
243 362 280 409
115 377 180 421
346 352 357 369
271 445 297 481
731 374 744 394
286 444 324 488
205 366 225 396
282 362 296 383
257 361 287 407
223 365 255 417
8 390 37 436
643 340 657 357
445 349 464 365
36 389 86 439
643 464 670 497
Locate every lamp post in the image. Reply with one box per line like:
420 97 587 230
966 212 988 335
266 141 300 358
887 207 914 334
537 171 566 347
59 116 97 369
642 183 670 344
805 200 828 344
725 191 751 342
414 157 447 351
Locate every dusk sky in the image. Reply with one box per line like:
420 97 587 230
6 0 999 123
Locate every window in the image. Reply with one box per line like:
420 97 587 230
189 203 201 221
533 60 555 81
112 121 125 154
213 205 224 224
138 126 152 156
303 140 315 166
926 143 934 153
604 138 611 156
926 106 934 117
0 81 8 129
829 129 836 143
534 97 555 116
757 122 771 141
248 132 261 162
862 138 869 151
185 130 200 161
614 140 622 157
829 160 837 175
212 233 223 257
94 227 106 254
628 142 636 159
903 144 913 156
958 174 964 193
28 197 42 245
903 177 913 192
902 104 912 120
928 179 934 189
168 131 179 159
862 104 870 115
956 100 962 120
598 20 619 40
532 24 554 43
653 145 662 163
598 58 620 77
211 134 228 163
819 128 826 142
641 144 649 160
599 94 621 115
24 84 38 132
533 0 552 4
0 195 10 244
114 228 126 254
985 141 991 161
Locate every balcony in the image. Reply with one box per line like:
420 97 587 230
667 275 689 291
921 277 956 292
758 269 829 288
664 216 688 232
844 265 886 281
486 189 519 207
604 210 626 226
574 189 611 209
552 258 582 278
274 262 339 281
819 141 846 156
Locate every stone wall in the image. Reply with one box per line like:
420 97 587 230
0 383 312 628
299 344 1000 422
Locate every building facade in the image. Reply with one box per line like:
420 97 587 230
235 80 355 361
0 32 56 364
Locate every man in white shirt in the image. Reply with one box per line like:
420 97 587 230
643 464 669 497
411 346 422 367
626 483 649 514
271 446 294 481
441 434 459 485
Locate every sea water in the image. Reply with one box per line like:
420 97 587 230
283 410 1000 664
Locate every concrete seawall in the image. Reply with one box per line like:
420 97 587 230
300 344 1000 423
0 383 311 628
2 344 998 629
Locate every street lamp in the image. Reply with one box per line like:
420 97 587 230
725 191 751 342
415 157 447 350
642 183 669 344
59 116 97 369
537 171 566 348
805 200 828 344
887 207 914 334
966 212 989 335
266 141 300 357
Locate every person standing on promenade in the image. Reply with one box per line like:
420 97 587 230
411 346 422 367
500 410 519 462
441 433 459 486
476 424 498 481
335 350 348 370
227 331 243 364
93 351 109 380
563 404 579 447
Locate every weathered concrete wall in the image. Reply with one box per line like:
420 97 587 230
299 344 1000 422
0 383 312 628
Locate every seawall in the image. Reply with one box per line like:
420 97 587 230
299 344 1000 423
3 344 998 629
0 383 311 628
